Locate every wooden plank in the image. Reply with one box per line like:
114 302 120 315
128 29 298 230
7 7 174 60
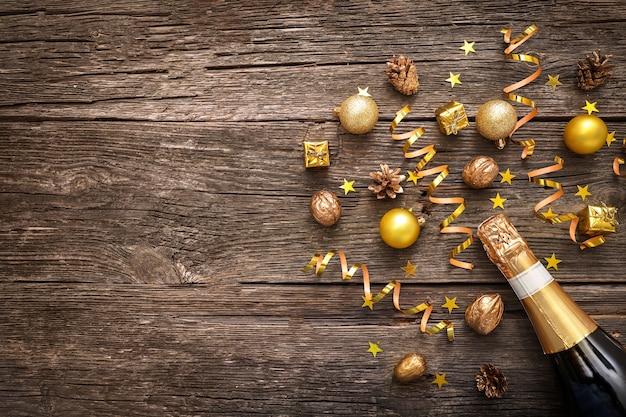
1 121 624 284
1 283 624 416
0 3 624 121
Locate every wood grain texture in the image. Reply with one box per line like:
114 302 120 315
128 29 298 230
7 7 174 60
0 1 625 416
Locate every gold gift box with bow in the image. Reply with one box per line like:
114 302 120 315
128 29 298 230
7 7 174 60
578 204 619 236
303 141 330 168
435 101 469 135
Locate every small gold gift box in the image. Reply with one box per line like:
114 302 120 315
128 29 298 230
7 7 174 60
303 141 330 168
578 204 618 236
435 101 469 135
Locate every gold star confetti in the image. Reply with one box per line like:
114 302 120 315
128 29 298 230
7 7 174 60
575 185 591 201
606 131 617 147
442 296 459 314
545 74 563 90
460 40 476 55
499 168 516 185
544 253 562 270
446 72 462 88
361 296 374 310
582 100 598 115
540 207 558 220
339 178 355 195
407 170 420 185
357 86 371 97
401 260 418 277
367 341 383 357
432 372 448 389
490 193 507 209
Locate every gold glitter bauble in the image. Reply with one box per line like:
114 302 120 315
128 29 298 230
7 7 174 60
309 190 341 226
563 114 608 155
333 88 378 134
379 208 421 249
465 294 504 335
394 353 427 383
462 156 499 189
475 100 518 148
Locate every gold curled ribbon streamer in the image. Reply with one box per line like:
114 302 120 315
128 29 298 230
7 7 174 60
501 25 541 159
528 156 605 249
390 105 474 270
527 155 564 216
301 250 454 341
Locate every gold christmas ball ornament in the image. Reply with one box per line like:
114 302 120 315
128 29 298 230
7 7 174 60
333 87 379 134
309 190 342 226
475 100 518 149
393 353 427 383
379 208 423 249
563 114 608 155
462 156 499 189
465 293 504 335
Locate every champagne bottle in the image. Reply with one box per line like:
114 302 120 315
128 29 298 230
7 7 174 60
477 214 626 417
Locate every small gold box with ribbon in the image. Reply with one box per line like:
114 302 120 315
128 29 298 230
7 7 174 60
577 204 618 236
435 101 469 135
303 141 330 168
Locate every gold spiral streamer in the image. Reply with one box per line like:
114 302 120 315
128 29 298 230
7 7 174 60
301 250 454 341
527 155 565 218
501 25 542 159
390 105 474 270
528 157 605 249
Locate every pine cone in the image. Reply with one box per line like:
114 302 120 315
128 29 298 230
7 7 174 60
385 55 419 95
368 163 406 199
577 51 615 91
476 364 508 398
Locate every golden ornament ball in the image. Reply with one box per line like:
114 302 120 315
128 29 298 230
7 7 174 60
333 87 379 134
394 353 427 383
309 190 342 226
462 156 499 189
379 208 422 249
465 293 504 335
475 100 518 148
563 114 608 155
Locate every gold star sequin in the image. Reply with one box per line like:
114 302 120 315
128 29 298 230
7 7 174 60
606 131 617 147
339 178 355 195
499 168 516 185
544 253 562 270
540 208 558 220
361 296 374 310
460 40 476 55
442 296 459 314
582 100 599 115
401 260 418 277
490 193 506 209
575 185 591 201
446 72 462 88
367 341 383 358
432 372 448 389
357 87 371 97
545 74 563 91
407 170 420 185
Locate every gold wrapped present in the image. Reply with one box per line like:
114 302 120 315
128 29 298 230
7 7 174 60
303 141 330 168
435 100 469 135
577 204 618 236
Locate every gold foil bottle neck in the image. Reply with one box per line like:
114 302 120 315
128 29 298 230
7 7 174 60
477 214 538 278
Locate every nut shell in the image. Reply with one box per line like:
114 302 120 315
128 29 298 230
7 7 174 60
309 190 341 226
465 293 504 335
393 353 427 383
462 156 499 189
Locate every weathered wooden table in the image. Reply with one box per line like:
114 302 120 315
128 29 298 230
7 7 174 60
1 1 625 416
